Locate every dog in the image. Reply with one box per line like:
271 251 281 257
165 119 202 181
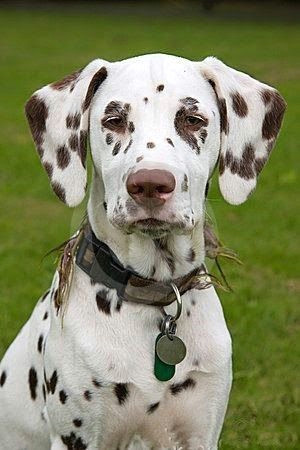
0 53 285 449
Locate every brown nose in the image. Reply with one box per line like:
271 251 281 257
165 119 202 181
126 169 176 207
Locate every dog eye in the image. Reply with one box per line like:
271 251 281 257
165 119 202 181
185 116 203 126
103 116 124 127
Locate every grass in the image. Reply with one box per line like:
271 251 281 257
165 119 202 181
0 5 299 448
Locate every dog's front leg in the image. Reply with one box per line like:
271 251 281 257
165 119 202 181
175 363 232 450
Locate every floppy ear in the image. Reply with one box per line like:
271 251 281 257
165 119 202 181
25 59 108 206
199 57 286 205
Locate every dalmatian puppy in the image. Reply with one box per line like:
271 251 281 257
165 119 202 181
0 54 285 450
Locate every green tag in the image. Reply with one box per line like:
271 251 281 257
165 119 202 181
154 333 175 381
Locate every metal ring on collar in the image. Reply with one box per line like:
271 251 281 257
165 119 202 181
170 282 182 321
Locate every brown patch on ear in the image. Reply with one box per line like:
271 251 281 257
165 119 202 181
25 95 49 151
66 112 81 129
56 146 71 170
52 182 66 203
156 84 164 92
83 67 108 112
51 68 82 91
68 133 79 151
44 162 53 178
262 90 286 140
254 156 267 175
79 130 88 167
207 78 229 135
231 92 248 117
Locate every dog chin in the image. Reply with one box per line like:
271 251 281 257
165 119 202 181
111 216 193 237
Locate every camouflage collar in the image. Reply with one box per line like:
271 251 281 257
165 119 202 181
75 224 212 307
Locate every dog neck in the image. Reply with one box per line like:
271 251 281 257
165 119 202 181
87 175 205 282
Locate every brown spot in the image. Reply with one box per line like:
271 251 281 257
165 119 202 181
37 334 43 353
79 130 88 168
186 248 195 262
262 91 286 140
25 95 48 148
200 129 208 144
68 133 79 151
136 155 143 163
83 67 108 112
59 390 68 404
0 371 7 387
106 133 113 145
96 289 111 314
170 378 196 395
238 143 256 179
49 370 58 394
73 419 82 428
181 97 199 107
84 390 92 401
43 311 48 320
56 146 70 170
66 112 81 129
112 141 121 156
181 174 188 192
157 84 164 92
231 92 248 117
261 89 273 105
144 97 148 103
254 156 267 175
51 182 66 203
124 139 133 154
147 402 160 414
114 383 129 405
166 138 174 147
51 68 82 90
147 142 155 149
28 367 38 400
44 162 53 178
128 122 135 133
92 379 102 388
219 154 225 175
206 79 229 135
104 100 123 116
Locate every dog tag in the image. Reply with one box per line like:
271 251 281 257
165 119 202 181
156 334 186 366
154 333 175 381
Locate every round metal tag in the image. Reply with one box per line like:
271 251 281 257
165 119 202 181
156 335 186 365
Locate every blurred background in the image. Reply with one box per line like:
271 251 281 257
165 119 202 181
0 0 299 448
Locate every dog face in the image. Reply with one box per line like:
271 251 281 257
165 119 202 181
25 54 286 237
89 54 220 237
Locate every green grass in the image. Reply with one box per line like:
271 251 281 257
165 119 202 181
0 6 299 449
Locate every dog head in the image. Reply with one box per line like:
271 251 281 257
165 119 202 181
25 54 286 238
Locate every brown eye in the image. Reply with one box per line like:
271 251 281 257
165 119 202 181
103 116 124 128
185 116 203 126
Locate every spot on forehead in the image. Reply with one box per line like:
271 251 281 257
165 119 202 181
144 97 149 103
147 142 155 149
156 84 164 92
166 138 174 147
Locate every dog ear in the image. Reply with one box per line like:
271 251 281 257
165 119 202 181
25 59 108 206
199 57 286 205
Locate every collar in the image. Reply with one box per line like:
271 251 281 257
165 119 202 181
75 224 212 307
